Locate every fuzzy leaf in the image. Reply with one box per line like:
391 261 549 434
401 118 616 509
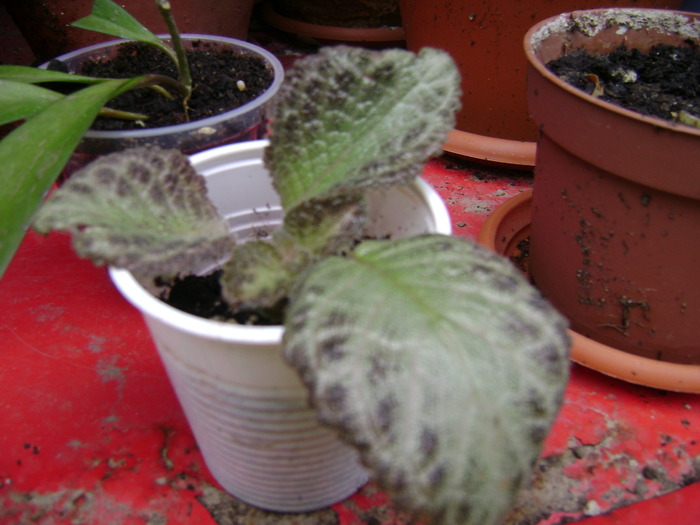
33 148 232 280
265 46 461 211
221 239 293 316
0 77 144 279
284 236 570 525
282 193 367 256
221 194 367 313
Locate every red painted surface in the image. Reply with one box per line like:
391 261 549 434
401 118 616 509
2 155 699 524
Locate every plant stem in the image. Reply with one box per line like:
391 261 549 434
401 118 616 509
139 74 190 99
155 0 192 112
99 107 149 121
94 74 187 124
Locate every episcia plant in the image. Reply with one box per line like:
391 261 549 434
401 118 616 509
34 46 571 525
0 0 193 278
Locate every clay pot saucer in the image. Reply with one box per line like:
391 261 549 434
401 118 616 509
262 2 405 46
443 130 536 169
478 190 700 394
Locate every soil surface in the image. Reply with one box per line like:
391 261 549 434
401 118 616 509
547 44 700 125
158 271 282 326
510 237 530 276
49 40 274 130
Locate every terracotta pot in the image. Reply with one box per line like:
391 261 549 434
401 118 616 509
4 0 255 63
524 9 700 365
399 0 683 166
478 190 700 393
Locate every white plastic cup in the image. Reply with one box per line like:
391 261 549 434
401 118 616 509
110 140 451 511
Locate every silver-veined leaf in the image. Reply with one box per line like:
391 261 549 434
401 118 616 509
221 194 367 313
284 235 570 525
265 46 461 211
33 148 232 281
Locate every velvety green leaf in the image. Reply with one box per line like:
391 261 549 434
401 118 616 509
0 65 106 85
0 80 63 126
284 235 570 525
265 46 461 211
0 77 144 279
221 239 294 316
71 0 166 50
33 148 232 280
221 194 367 314
282 193 367 256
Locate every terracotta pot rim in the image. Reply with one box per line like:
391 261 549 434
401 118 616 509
262 1 405 42
443 130 536 169
524 8 700 139
478 189 700 393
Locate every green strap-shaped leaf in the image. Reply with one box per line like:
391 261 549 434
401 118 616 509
0 80 63 126
284 235 570 525
0 78 149 126
0 65 108 85
0 77 144 279
71 0 167 52
33 148 233 281
265 46 461 211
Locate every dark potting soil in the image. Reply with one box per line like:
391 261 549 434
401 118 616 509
157 270 284 326
546 44 700 125
58 40 274 130
510 237 530 276
157 233 387 325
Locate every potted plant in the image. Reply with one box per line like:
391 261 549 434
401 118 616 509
398 0 683 166
0 0 283 278
52 35 283 175
478 9 699 391
33 45 571 524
